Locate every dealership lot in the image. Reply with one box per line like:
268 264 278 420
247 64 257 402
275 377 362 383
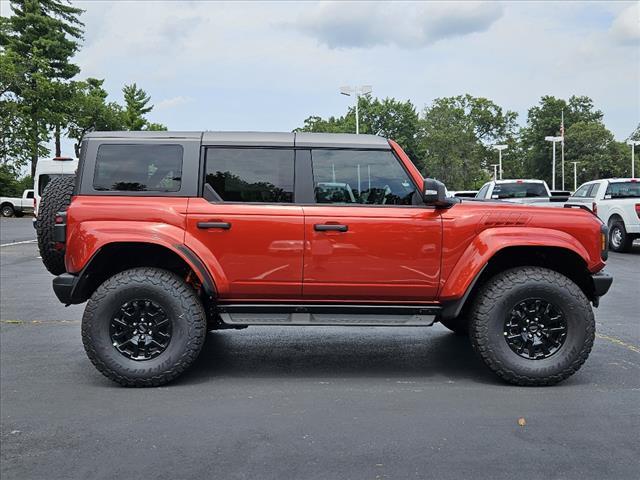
1 217 639 480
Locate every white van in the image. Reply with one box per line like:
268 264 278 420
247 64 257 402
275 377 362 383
33 156 77 226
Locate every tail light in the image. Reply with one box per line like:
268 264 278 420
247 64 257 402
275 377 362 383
53 211 67 244
592 202 598 215
635 204 640 219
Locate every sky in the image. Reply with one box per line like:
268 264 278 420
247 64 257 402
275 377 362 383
1 0 639 158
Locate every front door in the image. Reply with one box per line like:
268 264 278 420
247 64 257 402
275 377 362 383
302 149 442 302
185 147 304 300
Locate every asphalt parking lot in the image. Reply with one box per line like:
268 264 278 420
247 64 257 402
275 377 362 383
1 217 639 480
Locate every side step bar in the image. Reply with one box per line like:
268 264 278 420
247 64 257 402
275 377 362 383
217 304 442 327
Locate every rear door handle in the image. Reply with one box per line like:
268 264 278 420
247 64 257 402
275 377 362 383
197 221 231 230
314 224 348 232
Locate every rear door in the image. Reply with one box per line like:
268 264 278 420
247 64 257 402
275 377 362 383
185 147 304 300
301 148 442 302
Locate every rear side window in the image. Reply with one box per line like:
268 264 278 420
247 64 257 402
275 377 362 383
205 148 294 203
93 144 183 192
605 181 640 198
311 150 417 205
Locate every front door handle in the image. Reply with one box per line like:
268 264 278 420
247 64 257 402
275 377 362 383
197 221 231 230
314 224 348 232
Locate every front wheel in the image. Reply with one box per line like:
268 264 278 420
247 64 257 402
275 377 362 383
469 267 595 386
82 267 207 387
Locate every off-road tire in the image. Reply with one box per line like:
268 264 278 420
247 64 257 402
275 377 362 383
1 204 15 217
609 219 633 253
36 175 75 275
82 267 207 387
469 267 595 386
439 317 469 336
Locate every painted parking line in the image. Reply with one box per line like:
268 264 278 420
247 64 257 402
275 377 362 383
596 333 640 354
0 239 36 247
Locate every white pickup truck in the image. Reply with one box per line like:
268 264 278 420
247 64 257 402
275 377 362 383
475 179 568 204
1 189 34 217
564 178 640 252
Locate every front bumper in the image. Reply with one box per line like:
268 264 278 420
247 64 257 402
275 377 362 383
52 273 78 305
592 270 613 298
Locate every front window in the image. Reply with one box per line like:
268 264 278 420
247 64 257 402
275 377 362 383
605 181 640 199
491 182 547 199
311 150 418 205
572 183 594 198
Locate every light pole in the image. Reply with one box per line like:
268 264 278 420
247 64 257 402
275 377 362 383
491 164 499 181
340 85 372 134
545 136 563 191
627 140 639 178
560 110 565 190
492 145 508 179
571 161 579 192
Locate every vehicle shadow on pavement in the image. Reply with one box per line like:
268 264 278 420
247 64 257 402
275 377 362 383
176 327 501 386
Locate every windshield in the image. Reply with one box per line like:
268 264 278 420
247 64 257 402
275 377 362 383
605 181 640 199
491 182 548 199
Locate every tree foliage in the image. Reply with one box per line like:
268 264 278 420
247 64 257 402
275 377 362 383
1 0 84 175
419 95 518 189
122 83 166 131
66 78 126 156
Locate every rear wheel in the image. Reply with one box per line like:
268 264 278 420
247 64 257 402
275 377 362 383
81 267 207 387
36 175 75 274
469 267 595 386
609 219 633 253
1 204 15 217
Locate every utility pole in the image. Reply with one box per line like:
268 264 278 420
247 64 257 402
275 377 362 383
340 85 373 134
545 136 563 191
627 140 639 178
571 161 579 192
492 145 508 180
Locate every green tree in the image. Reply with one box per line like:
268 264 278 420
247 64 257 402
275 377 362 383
1 0 84 175
66 78 125 156
418 95 518 189
122 83 166 131
297 95 421 162
565 122 628 182
520 95 603 186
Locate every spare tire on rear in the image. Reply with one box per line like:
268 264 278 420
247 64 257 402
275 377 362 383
37 176 75 275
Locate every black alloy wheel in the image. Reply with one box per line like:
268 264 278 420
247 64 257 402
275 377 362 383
503 298 567 360
110 299 172 361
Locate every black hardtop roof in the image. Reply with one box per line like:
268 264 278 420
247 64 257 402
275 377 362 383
84 131 390 149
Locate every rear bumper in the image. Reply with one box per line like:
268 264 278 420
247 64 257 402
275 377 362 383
592 270 613 298
52 273 78 305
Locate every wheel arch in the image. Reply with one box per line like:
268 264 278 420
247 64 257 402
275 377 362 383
606 213 624 226
70 241 217 304
441 245 596 320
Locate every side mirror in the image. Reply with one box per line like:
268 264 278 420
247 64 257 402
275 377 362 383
422 178 450 207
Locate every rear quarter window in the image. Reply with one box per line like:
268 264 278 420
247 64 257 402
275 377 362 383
93 144 183 192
